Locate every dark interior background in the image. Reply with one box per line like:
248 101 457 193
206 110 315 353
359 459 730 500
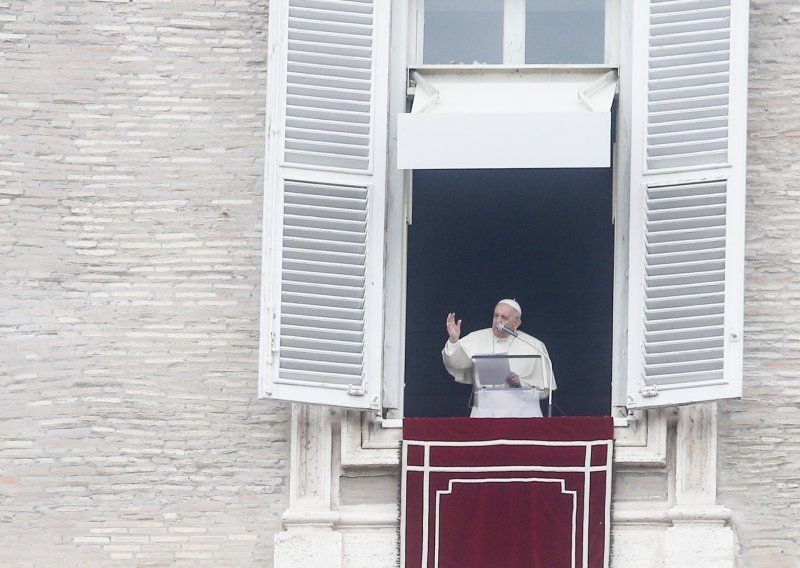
404 168 614 417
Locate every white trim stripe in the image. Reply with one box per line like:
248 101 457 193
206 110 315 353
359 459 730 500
434 478 578 568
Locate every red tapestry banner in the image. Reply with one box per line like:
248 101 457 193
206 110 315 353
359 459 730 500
402 417 613 568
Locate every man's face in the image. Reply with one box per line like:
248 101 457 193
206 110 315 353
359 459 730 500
492 303 521 338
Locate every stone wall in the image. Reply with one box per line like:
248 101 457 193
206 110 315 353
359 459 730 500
3 1 800 567
718 1 800 566
0 1 289 566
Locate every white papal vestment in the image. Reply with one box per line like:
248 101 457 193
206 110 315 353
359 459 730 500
442 328 557 418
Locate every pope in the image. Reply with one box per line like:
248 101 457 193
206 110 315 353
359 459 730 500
442 299 557 418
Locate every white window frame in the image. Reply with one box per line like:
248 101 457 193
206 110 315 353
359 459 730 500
381 0 621 418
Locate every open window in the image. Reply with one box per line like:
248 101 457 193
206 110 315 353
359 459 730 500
259 0 748 418
403 167 614 418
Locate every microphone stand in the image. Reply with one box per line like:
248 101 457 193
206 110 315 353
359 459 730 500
497 323 554 417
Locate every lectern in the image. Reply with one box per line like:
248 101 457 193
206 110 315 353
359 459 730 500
471 354 543 418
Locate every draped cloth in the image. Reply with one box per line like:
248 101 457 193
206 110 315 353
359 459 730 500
402 417 613 568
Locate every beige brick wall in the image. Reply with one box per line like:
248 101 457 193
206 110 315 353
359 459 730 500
3 0 800 567
718 1 800 566
0 1 289 566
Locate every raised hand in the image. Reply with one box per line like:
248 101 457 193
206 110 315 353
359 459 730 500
446 312 462 343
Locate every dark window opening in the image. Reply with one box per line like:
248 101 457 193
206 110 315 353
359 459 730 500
404 168 613 417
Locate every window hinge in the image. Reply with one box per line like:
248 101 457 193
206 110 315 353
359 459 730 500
613 406 636 427
348 385 366 396
270 331 278 354
640 384 659 398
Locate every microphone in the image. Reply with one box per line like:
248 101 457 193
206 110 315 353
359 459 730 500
495 322 555 417
496 322 518 337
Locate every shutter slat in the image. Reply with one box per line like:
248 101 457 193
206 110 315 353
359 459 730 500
281 360 362 377
645 269 725 289
286 105 370 124
283 269 364 288
286 72 372 92
648 116 727 133
291 5 373 22
648 79 729 98
645 324 725 342
650 39 730 58
288 61 372 81
287 118 370 136
285 151 369 170
282 312 364 332
287 94 371 113
282 323 364 344
642 367 723 384
645 335 724 352
286 141 370 159
286 204 366 222
283 281 364 299
648 127 728 145
279 370 360 386
649 105 729 123
647 233 725 251
646 346 724 365
282 260 366 278
648 94 729 113
646 151 728 170
282 291 364 311
288 83 372 100
285 247 365 266
648 60 729 78
284 218 367 238
645 303 724 321
645 312 724 331
285 127 370 147
288 50 372 69
288 30 372 49
282 346 363 365
283 302 365 320
282 336 362 353
650 71 727 88
645 282 725 299
283 238 365 255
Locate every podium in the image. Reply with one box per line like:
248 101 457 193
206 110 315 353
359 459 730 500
471 354 544 418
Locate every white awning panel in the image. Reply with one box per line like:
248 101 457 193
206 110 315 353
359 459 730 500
397 67 618 169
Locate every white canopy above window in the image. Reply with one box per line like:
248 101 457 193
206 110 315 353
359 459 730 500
397 66 618 169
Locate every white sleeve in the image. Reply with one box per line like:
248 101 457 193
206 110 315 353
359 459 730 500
442 340 475 384
444 339 460 356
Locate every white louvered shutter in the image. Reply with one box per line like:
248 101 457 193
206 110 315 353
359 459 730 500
624 0 748 408
259 0 390 410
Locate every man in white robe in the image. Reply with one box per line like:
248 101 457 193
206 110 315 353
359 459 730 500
443 299 556 418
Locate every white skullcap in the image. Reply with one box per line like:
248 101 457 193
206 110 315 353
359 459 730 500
498 299 522 317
